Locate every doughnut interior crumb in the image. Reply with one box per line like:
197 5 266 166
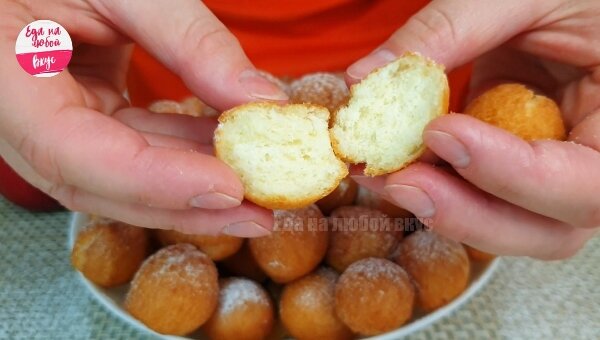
330 52 449 176
215 103 348 209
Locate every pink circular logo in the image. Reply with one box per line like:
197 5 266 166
15 20 73 77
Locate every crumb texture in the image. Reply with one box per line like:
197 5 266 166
331 53 448 176
215 103 348 209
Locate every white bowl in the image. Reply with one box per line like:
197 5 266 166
69 212 500 339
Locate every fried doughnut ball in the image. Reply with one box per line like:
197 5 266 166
355 185 413 218
394 231 470 311
289 72 349 112
465 83 566 141
335 258 415 336
280 267 353 340
465 245 496 262
155 229 243 261
148 99 183 114
181 96 219 117
316 176 358 215
124 244 219 335
148 97 218 117
220 241 267 282
326 206 400 272
71 220 149 287
203 278 274 340
248 205 329 283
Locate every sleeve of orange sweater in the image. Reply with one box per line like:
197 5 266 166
127 0 472 112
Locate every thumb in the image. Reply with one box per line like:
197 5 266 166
346 0 560 81
89 0 288 110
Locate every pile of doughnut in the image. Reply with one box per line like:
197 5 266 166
71 57 567 338
72 184 494 339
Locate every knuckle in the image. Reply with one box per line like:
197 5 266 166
178 20 237 69
15 125 65 186
406 6 458 53
130 148 159 206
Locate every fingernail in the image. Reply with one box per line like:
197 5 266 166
221 221 271 238
384 184 435 218
239 69 289 101
189 192 241 209
423 130 471 168
347 49 397 81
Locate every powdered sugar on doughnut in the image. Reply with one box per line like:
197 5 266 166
218 278 269 315
343 258 408 284
290 72 349 112
400 231 467 264
131 243 213 290
297 268 338 308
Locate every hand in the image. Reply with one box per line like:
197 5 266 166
0 0 289 236
347 0 600 259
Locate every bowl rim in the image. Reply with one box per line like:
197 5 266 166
68 212 500 340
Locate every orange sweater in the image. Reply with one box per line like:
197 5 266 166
127 0 472 111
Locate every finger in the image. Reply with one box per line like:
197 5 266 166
0 139 54 194
348 149 444 196
384 162 592 260
349 164 388 195
16 106 245 211
140 132 213 155
51 184 272 237
113 107 218 144
424 114 600 228
570 110 600 151
2 137 269 238
89 0 288 110
347 0 560 81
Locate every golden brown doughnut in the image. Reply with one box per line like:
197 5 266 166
148 97 218 117
316 176 358 215
219 241 268 282
148 99 183 114
289 72 349 112
180 96 219 117
124 244 219 335
71 220 149 287
326 206 400 272
394 231 470 311
280 267 353 340
154 229 243 261
248 205 329 283
335 258 415 335
203 277 274 340
464 83 566 141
